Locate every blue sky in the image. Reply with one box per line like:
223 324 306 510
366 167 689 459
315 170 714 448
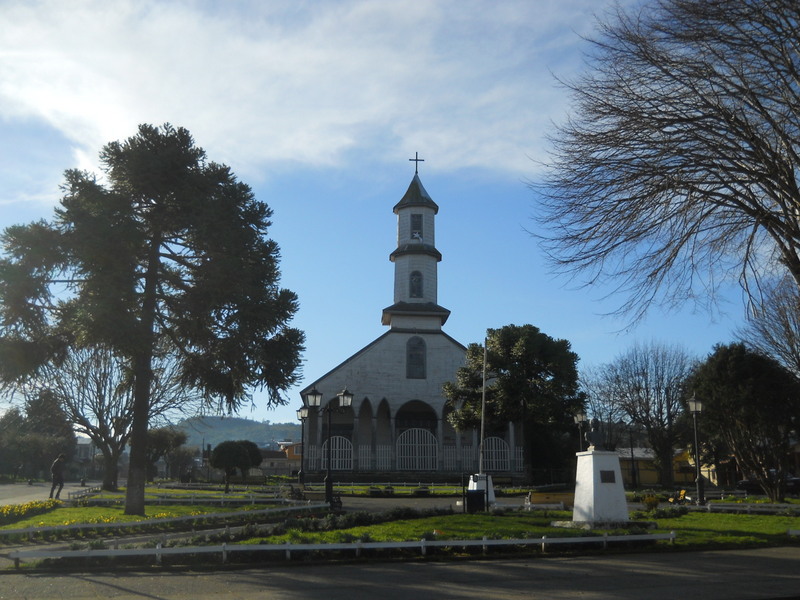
0 0 742 425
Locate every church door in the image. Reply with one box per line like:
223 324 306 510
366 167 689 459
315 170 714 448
322 436 353 471
483 436 511 471
396 428 438 470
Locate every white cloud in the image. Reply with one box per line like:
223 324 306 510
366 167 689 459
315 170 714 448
0 0 611 181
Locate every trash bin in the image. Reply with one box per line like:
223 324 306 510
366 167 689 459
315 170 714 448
466 489 485 513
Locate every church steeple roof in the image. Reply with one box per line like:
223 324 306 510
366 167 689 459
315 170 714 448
393 173 439 214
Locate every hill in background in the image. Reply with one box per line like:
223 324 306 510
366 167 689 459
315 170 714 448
177 416 300 451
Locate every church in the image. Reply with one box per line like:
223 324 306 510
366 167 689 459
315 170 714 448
298 163 524 477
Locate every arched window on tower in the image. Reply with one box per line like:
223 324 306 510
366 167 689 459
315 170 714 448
406 336 426 379
410 214 423 242
410 271 423 298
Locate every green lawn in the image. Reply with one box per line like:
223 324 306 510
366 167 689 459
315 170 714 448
91 487 277 500
4 492 800 555
651 511 800 548
239 509 800 551
0 503 265 530
245 511 585 545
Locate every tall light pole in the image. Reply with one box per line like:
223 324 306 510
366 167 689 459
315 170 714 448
296 406 309 485
627 421 637 489
688 395 705 505
304 387 353 505
479 337 487 474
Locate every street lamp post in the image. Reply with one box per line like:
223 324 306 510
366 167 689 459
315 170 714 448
628 422 637 489
688 395 705 505
573 411 588 451
296 406 309 485
304 387 353 505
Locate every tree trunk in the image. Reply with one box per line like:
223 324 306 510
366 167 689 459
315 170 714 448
654 445 675 489
123 233 160 516
100 449 119 491
124 360 151 515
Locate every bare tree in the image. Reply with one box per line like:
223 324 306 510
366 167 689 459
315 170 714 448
537 0 800 322
0 125 304 515
593 342 695 487
579 365 628 450
738 276 800 377
3 346 203 490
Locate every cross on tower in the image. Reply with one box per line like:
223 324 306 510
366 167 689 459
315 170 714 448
409 152 424 174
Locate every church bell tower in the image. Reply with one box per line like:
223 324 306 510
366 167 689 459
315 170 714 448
381 157 450 330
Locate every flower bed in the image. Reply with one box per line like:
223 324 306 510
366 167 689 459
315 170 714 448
0 500 60 527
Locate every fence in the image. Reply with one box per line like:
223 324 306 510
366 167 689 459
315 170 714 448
9 531 677 569
67 486 102 500
71 494 288 507
304 436 524 472
701 502 800 515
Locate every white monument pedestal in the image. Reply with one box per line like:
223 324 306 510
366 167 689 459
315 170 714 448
572 450 629 525
468 473 495 504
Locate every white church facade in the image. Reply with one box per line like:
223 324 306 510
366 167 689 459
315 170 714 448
299 167 524 477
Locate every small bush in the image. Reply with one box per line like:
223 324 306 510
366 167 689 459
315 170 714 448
631 505 688 520
642 494 660 511
286 529 311 544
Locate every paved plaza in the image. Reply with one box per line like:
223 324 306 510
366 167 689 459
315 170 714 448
0 480 89 506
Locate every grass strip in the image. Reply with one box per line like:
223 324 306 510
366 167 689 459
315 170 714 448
238 509 800 551
0 503 271 531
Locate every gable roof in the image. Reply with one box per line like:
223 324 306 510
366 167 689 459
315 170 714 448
299 328 466 397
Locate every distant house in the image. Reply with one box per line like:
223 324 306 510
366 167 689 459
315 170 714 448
277 440 302 476
259 449 290 476
75 437 95 479
75 437 94 463
616 447 704 489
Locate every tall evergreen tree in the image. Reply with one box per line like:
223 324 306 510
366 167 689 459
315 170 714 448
688 343 800 501
0 124 304 514
443 324 584 480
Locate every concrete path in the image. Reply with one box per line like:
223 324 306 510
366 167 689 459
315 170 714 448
0 480 93 506
0 546 798 599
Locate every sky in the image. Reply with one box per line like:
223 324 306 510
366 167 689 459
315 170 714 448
0 0 743 426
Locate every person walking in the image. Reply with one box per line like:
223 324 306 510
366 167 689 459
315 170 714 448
49 453 66 500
